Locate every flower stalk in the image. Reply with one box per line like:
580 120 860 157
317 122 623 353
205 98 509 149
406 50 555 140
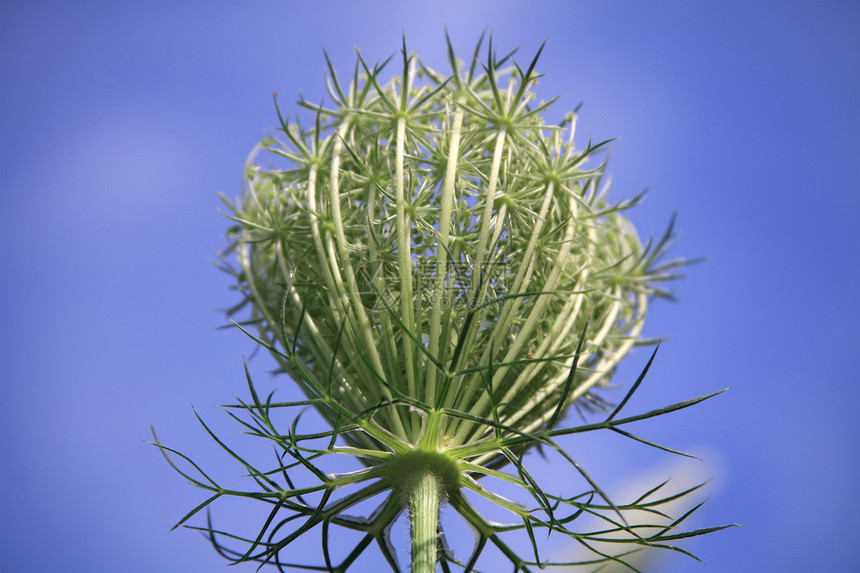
150 34 734 572
407 469 439 573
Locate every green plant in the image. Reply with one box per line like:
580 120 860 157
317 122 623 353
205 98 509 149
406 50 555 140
151 35 732 572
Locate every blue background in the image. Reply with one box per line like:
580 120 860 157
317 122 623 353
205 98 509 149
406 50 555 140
2 1 858 572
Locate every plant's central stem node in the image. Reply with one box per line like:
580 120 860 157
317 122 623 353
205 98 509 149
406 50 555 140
386 449 460 500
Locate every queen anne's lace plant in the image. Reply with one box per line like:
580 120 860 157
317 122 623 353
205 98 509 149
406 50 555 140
152 36 732 572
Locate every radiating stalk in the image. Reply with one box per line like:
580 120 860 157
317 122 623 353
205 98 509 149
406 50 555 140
449 180 557 418
365 178 402 392
304 164 342 322
395 116 418 413
443 127 507 411
427 105 464 405
455 195 579 444
327 120 407 437
471 128 507 294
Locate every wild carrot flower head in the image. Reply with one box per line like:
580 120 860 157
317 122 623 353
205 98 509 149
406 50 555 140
152 35 732 572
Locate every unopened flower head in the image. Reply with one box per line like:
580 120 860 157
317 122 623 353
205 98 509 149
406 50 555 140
232 40 665 449
153 36 732 572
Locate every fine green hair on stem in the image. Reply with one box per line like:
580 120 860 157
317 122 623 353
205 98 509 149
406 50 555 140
150 34 734 572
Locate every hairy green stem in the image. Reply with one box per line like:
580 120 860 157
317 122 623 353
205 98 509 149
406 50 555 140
407 469 440 573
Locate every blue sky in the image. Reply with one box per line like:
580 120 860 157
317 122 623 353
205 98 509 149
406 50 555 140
1 1 858 572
